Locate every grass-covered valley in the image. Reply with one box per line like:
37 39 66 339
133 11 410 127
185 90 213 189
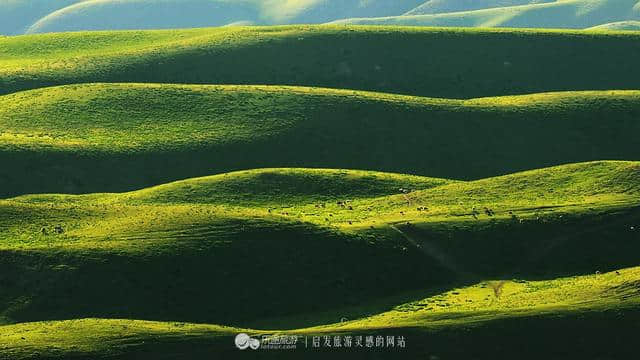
0 24 639 359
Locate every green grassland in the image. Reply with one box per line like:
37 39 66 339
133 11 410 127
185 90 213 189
1 25 639 360
0 162 638 331
1 267 639 359
1 83 639 198
3 26 640 99
333 0 640 29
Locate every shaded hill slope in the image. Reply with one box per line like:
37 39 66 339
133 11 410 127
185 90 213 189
3 26 640 99
1 83 639 197
1 267 639 359
1 162 638 326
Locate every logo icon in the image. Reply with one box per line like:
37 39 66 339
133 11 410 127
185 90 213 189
235 333 260 350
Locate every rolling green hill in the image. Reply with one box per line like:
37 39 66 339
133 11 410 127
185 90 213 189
0 168 456 325
0 26 640 98
280 0 424 24
1 162 638 326
3 26 640 100
1 84 639 197
1 162 639 358
405 0 555 15
3 298 640 359
588 20 640 30
1 22 639 360
333 0 640 29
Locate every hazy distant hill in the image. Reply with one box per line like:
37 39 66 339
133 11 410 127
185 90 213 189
25 0 260 34
4 0 640 35
587 20 640 30
333 0 640 29
405 0 554 15
21 0 423 34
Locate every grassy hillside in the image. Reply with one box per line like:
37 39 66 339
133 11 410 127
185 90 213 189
1 267 639 359
3 26 640 99
1 84 639 197
0 319 240 360
588 20 640 30
405 0 554 15
1 162 638 328
0 168 458 325
333 0 640 29
1 19 638 360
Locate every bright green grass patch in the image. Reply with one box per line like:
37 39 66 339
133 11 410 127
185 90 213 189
0 318 239 359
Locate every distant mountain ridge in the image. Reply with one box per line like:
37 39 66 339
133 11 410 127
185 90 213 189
404 0 555 15
2 0 640 35
332 0 640 29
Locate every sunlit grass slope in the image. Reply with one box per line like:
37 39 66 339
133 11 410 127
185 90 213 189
0 319 240 360
322 266 640 331
1 162 638 327
1 83 639 197
2 26 640 98
0 168 459 326
1 267 639 359
333 0 640 29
